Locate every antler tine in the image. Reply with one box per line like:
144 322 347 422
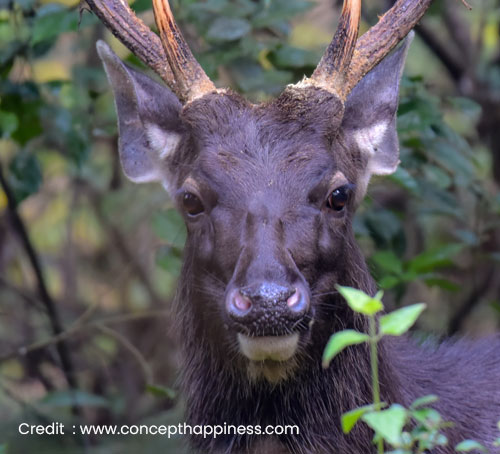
344 0 434 98
152 0 216 103
309 0 361 98
85 0 175 86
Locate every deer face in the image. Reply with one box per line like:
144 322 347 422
98 37 410 381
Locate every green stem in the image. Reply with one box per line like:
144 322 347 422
369 314 384 454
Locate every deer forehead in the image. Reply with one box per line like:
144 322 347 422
185 138 344 197
179 94 351 188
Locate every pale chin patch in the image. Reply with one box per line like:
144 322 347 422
238 334 300 383
238 334 299 361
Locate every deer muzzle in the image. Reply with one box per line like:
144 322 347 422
226 281 311 361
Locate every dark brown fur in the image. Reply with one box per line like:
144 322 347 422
97 40 500 454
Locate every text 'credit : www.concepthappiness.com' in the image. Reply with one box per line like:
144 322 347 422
18 422 300 438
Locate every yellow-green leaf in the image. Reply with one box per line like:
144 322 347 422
336 285 384 315
362 404 407 447
341 404 376 433
455 440 488 452
379 303 426 336
322 330 369 368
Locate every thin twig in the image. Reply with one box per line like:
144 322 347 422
0 275 45 311
414 23 464 82
0 162 79 395
95 324 153 385
458 0 472 11
0 309 169 362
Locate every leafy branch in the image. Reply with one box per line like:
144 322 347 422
323 287 495 453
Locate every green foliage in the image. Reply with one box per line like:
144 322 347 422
7 150 42 203
362 404 407 447
40 390 109 408
323 286 424 368
359 74 499 304
335 286 384 316
174 0 318 97
328 287 494 454
322 329 369 368
0 0 499 453
341 404 378 434
146 384 176 400
455 440 488 453
379 304 426 336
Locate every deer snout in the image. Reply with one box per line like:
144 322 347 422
225 282 310 337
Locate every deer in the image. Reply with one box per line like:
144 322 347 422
85 0 500 452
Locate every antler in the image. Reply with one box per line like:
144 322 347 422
85 0 173 84
309 0 361 97
346 0 433 96
152 0 215 102
85 0 215 102
306 0 434 101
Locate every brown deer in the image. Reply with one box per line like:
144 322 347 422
86 0 500 452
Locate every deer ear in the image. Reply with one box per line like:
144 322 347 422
96 40 183 189
342 33 413 179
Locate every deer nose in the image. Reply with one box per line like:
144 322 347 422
226 282 310 327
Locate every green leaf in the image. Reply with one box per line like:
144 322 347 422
40 390 109 408
431 139 474 183
378 275 400 290
0 444 6 454
146 384 176 400
252 0 312 27
152 209 187 248
407 244 463 274
363 209 402 246
336 285 384 315
423 277 460 292
156 245 183 276
230 60 292 94
411 407 442 425
0 111 18 138
362 404 407 447
389 166 419 195
455 440 488 452
8 151 42 203
271 45 319 68
379 303 426 337
449 97 482 120
322 330 369 368
207 17 251 42
341 404 376 433
371 250 403 275
410 394 438 409
31 5 78 46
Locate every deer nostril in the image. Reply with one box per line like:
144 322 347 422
287 287 309 314
234 292 252 312
227 289 253 319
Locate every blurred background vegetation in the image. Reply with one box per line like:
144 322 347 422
0 0 499 452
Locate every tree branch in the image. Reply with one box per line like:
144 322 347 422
414 22 465 82
0 163 79 394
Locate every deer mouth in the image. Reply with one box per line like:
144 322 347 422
237 333 299 361
237 334 301 382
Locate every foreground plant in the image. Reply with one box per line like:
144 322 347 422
323 287 495 454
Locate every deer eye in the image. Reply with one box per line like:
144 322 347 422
182 192 204 216
326 185 353 211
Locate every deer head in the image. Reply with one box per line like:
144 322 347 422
90 0 432 382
